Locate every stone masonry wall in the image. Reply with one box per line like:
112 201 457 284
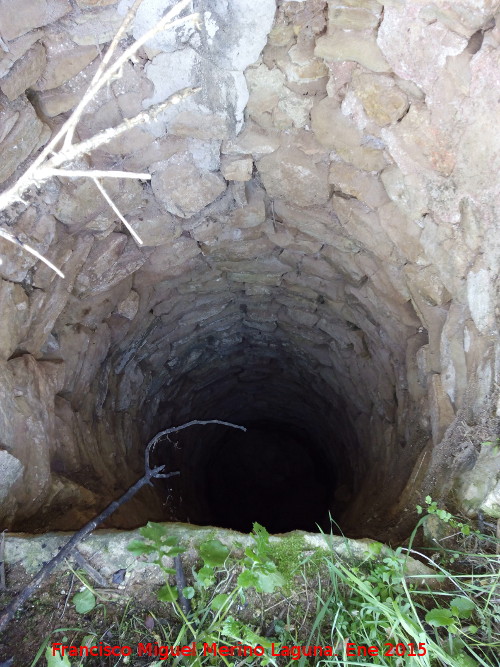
0 0 499 535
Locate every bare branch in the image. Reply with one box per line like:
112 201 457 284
0 0 197 213
144 419 247 471
0 227 65 278
0 419 246 632
92 177 144 246
47 87 200 171
64 0 145 150
38 168 151 181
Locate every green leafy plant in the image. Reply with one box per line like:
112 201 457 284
72 589 96 615
126 521 285 665
237 523 285 594
45 647 71 667
416 495 472 536
31 515 498 667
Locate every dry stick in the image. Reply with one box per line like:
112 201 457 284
0 83 198 276
72 551 108 588
92 177 144 245
0 228 65 278
46 86 200 171
63 0 145 151
0 0 196 212
174 555 192 617
0 419 245 633
144 419 247 471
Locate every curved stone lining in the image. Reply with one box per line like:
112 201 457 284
0 0 498 536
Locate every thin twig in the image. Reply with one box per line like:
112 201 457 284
0 228 65 278
47 87 200 171
144 420 247 471
63 0 144 150
0 419 245 632
39 169 151 180
92 177 143 245
59 572 75 619
72 551 108 588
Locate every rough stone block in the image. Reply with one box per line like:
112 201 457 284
246 63 286 127
33 33 98 91
332 196 394 260
0 98 49 184
223 123 281 158
0 280 29 360
352 72 408 126
377 6 467 92
116 290 140 321
0 30 42 79
221 156 253 181
74 235 151 298
0 0 71 40
0 211 56 283
62 8 124 45
258 146 330 208
168 111 230 141
0 451 23 504
380 166 428 218
328 4 381 31
456 443 500 519
382 103 456 176
0 42 46 101
467 263 496 334
378 202 422 263
152 154 226 218
329 163 388 208
311 97 362 151
315 31 391 72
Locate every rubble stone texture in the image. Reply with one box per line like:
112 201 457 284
0 0 499 536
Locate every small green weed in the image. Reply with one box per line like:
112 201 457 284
31 512 499 667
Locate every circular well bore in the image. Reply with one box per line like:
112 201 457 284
204 420 333 534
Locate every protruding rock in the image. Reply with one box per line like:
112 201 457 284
152 155 227 218
32 33 98 91
116 291 140 321
315 31 391 72
329 163 388 208
221 156 253 182
352 72 409 126
0 42 46 101
311 97 362 150
0 98 49 184
0 0 70 40
258 147 330 208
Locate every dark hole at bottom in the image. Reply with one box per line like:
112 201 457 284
203 420 334 534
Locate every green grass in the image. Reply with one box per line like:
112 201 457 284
35 510 499 667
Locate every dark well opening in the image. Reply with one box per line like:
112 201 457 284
148 357 363 535
204 421 332 534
